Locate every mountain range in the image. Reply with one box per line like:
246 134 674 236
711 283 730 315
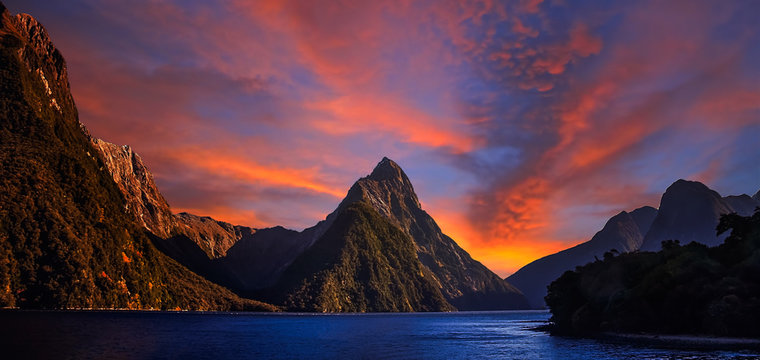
508 179 760 308
0 3 527 311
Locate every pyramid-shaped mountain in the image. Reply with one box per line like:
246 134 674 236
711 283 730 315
254 158 528 311
0 4 274 311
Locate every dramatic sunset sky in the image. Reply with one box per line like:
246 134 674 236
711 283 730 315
7 0 759 276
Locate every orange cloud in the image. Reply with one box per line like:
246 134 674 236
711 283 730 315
307 95 478 153
429 201 576 276
172 205 265 229
168 149 346 199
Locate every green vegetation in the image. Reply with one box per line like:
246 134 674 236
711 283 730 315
267 202 455 312
546 209 760 337
0 16 275 311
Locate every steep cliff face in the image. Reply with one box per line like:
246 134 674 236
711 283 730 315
88 138 252 261
507 206 657 308
3 9 75 119
91 138 176 238
0 3 274 311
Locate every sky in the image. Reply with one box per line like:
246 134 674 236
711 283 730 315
6 0 760 276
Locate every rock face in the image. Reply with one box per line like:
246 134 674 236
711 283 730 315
89 140 247 257
639 180 759 251
0 3 274 311
3 9 74 117
507 206 657 308
292 157 528 310
91 139 176 238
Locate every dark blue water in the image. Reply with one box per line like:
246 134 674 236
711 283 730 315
0 310 757 359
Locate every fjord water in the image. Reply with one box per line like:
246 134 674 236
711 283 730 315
1 311 756 359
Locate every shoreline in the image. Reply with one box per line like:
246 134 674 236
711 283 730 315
0 308 546 315
597 332 760 350
532 324 760 350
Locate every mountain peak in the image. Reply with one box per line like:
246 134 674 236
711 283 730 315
668 178 707 190
665 179 713 193
368 156 405 182
640 179 733 251
337 157 419 221
753 189 760 202
661 179 726 206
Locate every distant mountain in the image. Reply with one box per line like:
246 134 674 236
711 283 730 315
0 3 275 311
508 179 759 309
507 206 657 308
639 179 759 251
172 212 246 259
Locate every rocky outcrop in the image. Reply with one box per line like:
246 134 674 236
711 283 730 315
91 138 176 238
1 7 74 119
507 206 657 308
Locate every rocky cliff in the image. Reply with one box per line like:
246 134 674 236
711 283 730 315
0 3 274 311
90 138 176 238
